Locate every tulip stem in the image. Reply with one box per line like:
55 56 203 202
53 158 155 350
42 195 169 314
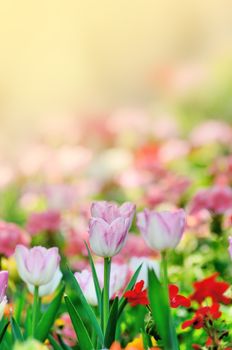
161 251 179 350
103 257 111 333
32 286 39 336
161 251 169 304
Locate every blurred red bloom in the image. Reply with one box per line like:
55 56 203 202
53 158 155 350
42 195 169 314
182 303 221 329
169 284 191 308
124 280 149 307
191 273 231 305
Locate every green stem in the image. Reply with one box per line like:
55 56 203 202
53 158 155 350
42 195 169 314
161 251 179 350
103 257 111 333
32 286 39 336
161 251 169 306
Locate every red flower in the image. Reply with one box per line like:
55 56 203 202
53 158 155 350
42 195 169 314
182 303 221 330
124 280 149 307
192 345 201 350
169 284 191 308
191 273 231 305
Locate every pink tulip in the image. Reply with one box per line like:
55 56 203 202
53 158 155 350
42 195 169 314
137 209 186 251
0 271 8 320
89 201 135 257
14 245 60 287
75 263 128 305
229 237 232 259
0 221 30 257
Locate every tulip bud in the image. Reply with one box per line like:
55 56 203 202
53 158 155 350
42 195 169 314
0 271 8 320
14 245 61 287
137 209 186 251
89 201 135 257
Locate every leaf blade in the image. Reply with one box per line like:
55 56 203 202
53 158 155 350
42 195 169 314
64 295 93 350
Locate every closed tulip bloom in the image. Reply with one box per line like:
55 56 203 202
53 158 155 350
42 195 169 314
0 271 8 320
14 245 60 287
89 201 135 257
137 209 186 251
75 263 128 305
27 267 62 297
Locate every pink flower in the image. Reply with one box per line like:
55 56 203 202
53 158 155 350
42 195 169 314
75 263 128 305
0 221 30 257
189 186 232 215
190 120 232 146
137 209 186 251
26 210 61 235
117 234 155 262
88 201 135 257
229 237 232 259
14 245 61 287
55 313 76 347
0 271 8 320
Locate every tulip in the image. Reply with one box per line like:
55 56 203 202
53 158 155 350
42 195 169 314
129 257 160 287
14 245 61 287
137 208 186 251
89 201 135 257
74 262 128 306
229 237 232 259
27 267 62 297
0 271 8 320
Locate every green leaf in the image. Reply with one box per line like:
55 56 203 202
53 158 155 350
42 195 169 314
148 269 178 350
24 308 32 339
66 267 104 345
65 295 93 350
0 320 9 343
47 335 63 350
104 297 118 348
10 317 24 342
118 264 143 315
141 329 152 350
84 242 102 310
35 284 65 342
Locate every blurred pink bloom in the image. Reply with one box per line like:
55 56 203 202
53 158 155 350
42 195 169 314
108 108 150 136
137 209 186 251
210 155 232 186
64 227 89 258
144 174 190 208
229 237 232 259
26 210 61 235
55 313 76 347
75 262 128 305
44 184 78 211
190 120 232 147
0 271 8 320
158 139 190 163
117 234 156 262
189 186 232 215
0 221 30 257
15 245 60 287
89 201 135 257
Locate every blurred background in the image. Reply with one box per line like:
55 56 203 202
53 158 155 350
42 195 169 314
1 0 232 152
